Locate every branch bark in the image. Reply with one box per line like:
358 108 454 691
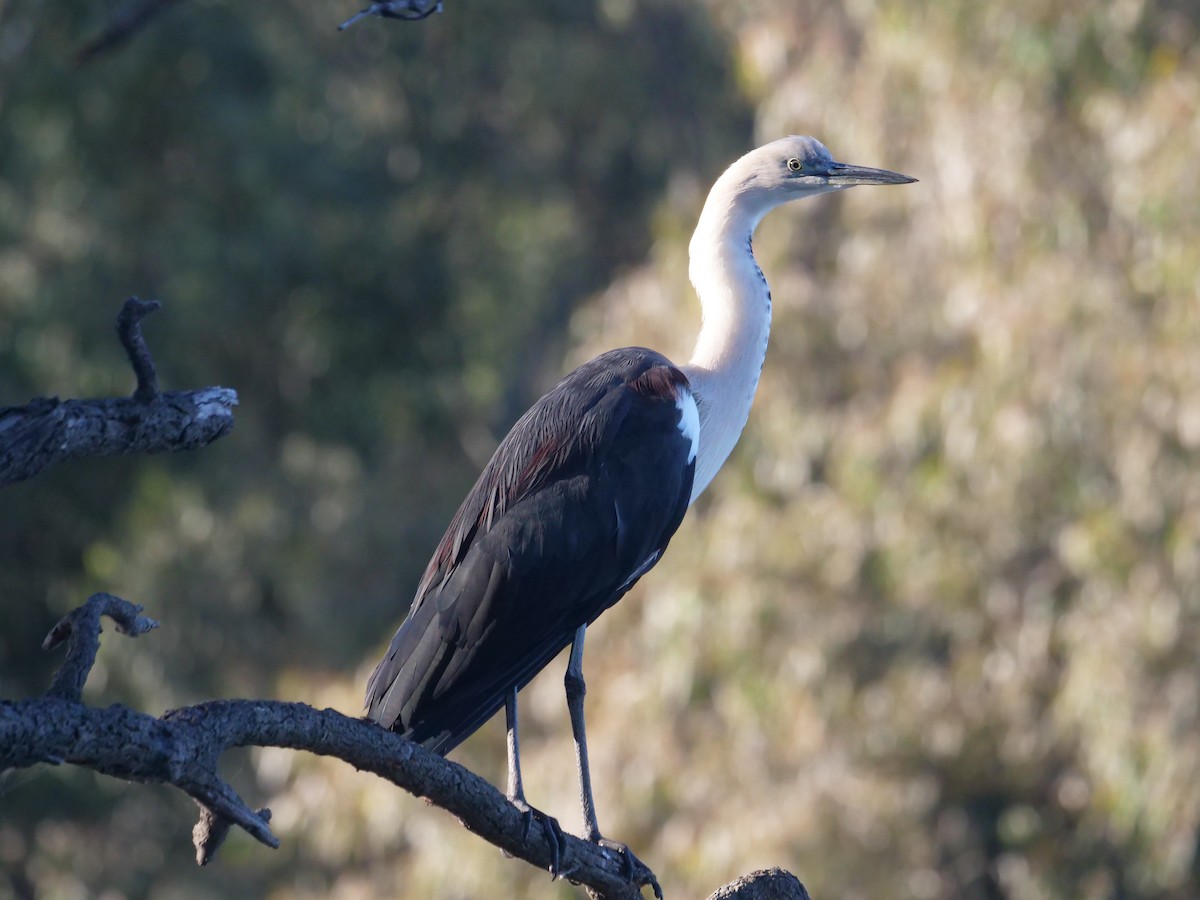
0 298 237 487
75 0 444 62
2 594 810 899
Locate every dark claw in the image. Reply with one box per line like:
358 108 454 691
507 798 568 879
540 812 569 880
593 836 662 898
508 798 535 844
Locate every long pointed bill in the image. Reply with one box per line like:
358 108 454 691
826 163 917 186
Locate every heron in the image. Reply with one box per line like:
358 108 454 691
366 135 914 881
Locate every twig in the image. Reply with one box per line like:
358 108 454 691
116 297 162 402
339 0 443 31
42 593 159 702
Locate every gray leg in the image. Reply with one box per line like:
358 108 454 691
565 624 663 899
505 687 526 805
565 624 602 840
506 684 567 879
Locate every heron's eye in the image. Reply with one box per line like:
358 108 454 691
787 157 803 172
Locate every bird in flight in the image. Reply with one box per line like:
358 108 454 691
365 135 914 887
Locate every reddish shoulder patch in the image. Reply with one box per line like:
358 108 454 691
629 365 689 402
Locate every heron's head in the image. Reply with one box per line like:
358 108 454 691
726 135 916 209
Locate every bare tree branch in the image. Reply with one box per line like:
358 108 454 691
339 0 443 31
0 298 237 488
76 0 445 61
6 594 736 899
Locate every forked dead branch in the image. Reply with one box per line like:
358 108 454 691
0 297 237 488
0 593 807 899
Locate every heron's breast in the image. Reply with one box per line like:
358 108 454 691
676 388 700 464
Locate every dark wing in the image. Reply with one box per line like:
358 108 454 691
365 347 697 754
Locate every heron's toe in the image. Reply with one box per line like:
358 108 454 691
591 835 662 899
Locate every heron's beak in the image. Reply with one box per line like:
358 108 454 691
826 163 917 186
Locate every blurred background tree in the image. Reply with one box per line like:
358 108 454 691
2 0 1199 898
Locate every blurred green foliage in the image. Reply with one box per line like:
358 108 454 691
4 0 1200 898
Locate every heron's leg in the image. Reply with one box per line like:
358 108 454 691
505 687 526 806
564 624 602 841
565 625 663 899
505 686 567 879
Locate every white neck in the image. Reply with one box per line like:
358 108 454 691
681 175 777 503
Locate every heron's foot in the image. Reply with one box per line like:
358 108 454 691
507 798 569 880
588 835 663 899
